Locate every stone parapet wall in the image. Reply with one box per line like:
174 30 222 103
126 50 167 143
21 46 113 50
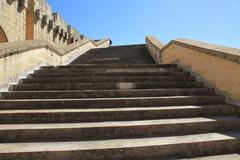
0 38 111 90
0 0 82 47
145 35 165 63
146 35 240 104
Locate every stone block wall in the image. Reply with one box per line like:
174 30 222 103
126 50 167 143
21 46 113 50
0 0 81 47
34 0 54 46
0 0 26 42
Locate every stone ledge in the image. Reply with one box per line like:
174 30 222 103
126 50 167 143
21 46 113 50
145 35 165 50
0 38 111 59
146 35 240 65
0 40 62 58
165 38 240 65
63 38 111 54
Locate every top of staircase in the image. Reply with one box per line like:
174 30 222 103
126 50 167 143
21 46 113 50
71 44 156 64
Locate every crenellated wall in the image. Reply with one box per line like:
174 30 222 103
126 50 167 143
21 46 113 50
0 0 27 42
0 0 81 47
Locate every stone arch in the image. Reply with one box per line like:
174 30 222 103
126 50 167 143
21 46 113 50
0 26 8 43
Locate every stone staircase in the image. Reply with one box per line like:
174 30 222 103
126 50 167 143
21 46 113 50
0 44 239 159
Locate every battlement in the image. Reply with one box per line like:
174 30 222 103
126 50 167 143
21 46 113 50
0 0 82 47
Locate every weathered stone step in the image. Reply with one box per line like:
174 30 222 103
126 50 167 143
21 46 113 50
28 71 190 78
1 88 215 99
40 66 179 71
0 132 239 159
72 61 155 65
20 76 196 84
0 105 236 124
69 60 151 64
41 64 177 69
78 52 150 56
0 116 239 143
36 67 183 74
0 105 235 124
10 82 204 91
0 96 226 110
179 154 240 160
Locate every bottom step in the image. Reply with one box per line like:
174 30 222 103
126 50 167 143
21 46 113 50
1 132 239 159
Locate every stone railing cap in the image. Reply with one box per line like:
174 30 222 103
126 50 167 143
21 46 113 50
146 35 240 64
174 38 240 57
0 40 63 58
146 35 165 49
63 38 111 54
0 38 111 59
171 38 240 64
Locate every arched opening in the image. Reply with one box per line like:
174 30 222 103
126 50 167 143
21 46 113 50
0 26 8 43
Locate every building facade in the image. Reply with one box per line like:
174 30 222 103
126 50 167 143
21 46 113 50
0 0 82 47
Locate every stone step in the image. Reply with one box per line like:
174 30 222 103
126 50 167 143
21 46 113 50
20 76 196 84
72 61 152 65
0 105 235 124
79 52 148 55
40 66 179 71
73 57 151 61
9 82 204 91
72 61 156 65
36 67 183 74
179 154 240 160
0 132 239 159
1 88 215 99
0 116 239 143
0 96 225 110
77 58 121 62
41 64 177 69
28 71 190 78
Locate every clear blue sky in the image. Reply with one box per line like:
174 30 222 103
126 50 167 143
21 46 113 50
48 0 240 48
